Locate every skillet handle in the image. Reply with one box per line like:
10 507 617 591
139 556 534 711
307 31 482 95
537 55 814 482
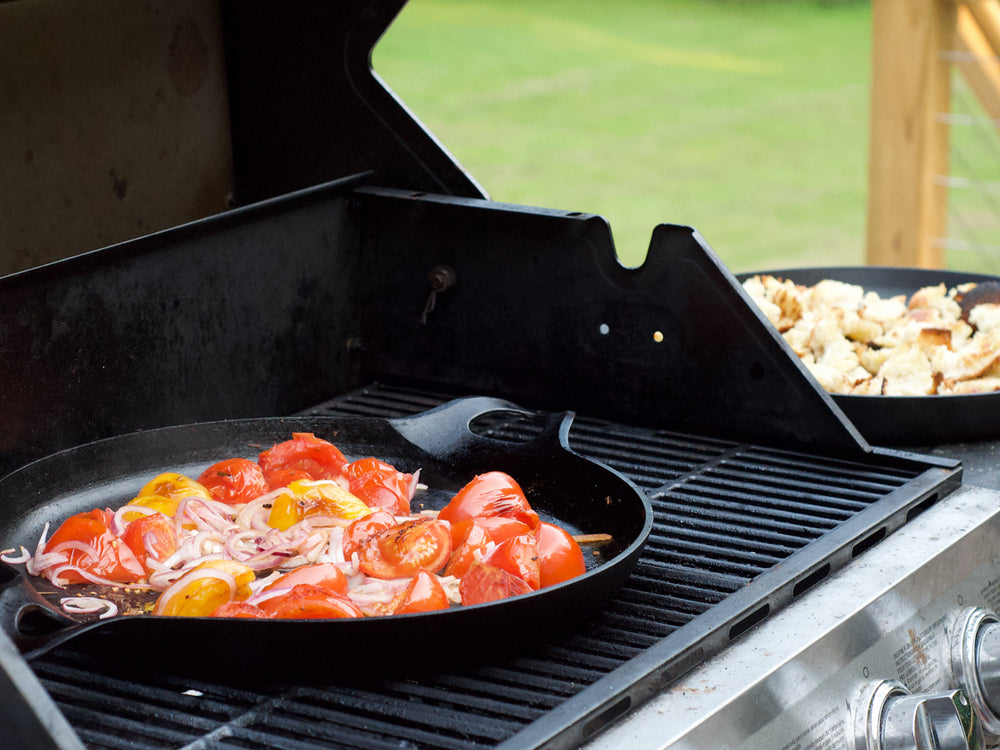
390 396 572 462
0 573 88 660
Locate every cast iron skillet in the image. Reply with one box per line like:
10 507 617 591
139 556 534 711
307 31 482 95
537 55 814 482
0 397 652 675
740 266 1000 446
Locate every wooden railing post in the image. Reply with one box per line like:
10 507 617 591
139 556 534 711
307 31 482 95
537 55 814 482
867 0 956 267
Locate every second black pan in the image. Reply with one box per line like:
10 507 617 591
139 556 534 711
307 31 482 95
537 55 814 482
0 397 652 675
740 266 1000 446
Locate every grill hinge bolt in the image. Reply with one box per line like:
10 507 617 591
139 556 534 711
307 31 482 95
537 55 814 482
422 264 457 324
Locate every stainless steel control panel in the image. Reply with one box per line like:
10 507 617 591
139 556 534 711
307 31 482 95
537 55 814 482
583 486 1000 750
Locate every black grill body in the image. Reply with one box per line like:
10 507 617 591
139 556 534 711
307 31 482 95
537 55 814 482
0 2 965 747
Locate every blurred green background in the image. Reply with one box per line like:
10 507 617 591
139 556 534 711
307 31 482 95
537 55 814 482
373 0 873 273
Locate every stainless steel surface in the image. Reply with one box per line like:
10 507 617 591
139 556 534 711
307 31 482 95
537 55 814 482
952 608 1000 737
583 485 1000 749
854 680 982 750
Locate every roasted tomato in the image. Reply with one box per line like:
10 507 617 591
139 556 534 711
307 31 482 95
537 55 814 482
343 457 413 515
485 533 541 590
535 522 586 587
263 562 348 595
197 458 269 505
342 509 398 559
438 472 540 531
358 518 452 579
391 570 450 615
266 479 371 531
263 468 313 491
135 472 214 503
43 509 146 584
153 560 256 617
258 433 348 482
209 601 272 619
447 515 532 550
257 583 363 619
459 562 533 605
120 512 178 572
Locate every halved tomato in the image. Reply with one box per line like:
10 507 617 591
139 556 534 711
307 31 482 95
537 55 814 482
44 509 146 584
258 433 348 482
485 533 541 590
438 472 540 531
535 522 587 588
391 570 450 615
459 562 533 605
135 473 213 503
343 457 413 515
357 517 452 579
447 515 533 550
263 468 313 491
197 458 269 505
342 509 398 559
257 583 363 619
266 480 371 531
120 512 178 572
153 560 256 617
263 562 348 595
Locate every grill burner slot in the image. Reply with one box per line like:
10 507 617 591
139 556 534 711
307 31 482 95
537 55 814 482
27 383 961 750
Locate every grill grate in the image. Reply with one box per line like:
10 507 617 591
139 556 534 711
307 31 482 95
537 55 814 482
27 382 956 750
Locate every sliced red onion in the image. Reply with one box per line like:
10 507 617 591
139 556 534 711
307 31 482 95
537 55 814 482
111 504 156 535
47 540 100 563
1 546 31 565
60 596 119 619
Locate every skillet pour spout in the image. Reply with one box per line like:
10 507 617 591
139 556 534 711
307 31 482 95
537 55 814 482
0 397 652 674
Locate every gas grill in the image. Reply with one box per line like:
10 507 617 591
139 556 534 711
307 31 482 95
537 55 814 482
1 2 997 749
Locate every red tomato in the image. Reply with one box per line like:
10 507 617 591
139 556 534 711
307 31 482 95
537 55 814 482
391 570 450 615
263 468 313 491
438 472 540 531
120 512 178 572
444 522 490 578
258 433 348 482
447 515 532 550
358 518 452 579
43 509 146 584
263 563 348 595
342 509 398 559
485 533 541 590
536 522 587 588
209 601 272 618
197 458 269 505
343 457 413 515
257 584 363 619
459 562 533 605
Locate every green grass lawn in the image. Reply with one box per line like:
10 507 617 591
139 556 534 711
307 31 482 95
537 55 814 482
373 0 873 272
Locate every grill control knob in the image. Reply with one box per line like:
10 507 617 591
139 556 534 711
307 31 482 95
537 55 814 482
853 679 983 750
951 607 1000 737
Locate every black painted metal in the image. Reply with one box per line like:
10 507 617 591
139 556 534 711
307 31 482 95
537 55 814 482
222 0 487 205
0 177 367 478
354 187 870 454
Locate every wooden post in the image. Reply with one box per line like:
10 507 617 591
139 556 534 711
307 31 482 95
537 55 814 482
866 0 956 268
955 2 1000 123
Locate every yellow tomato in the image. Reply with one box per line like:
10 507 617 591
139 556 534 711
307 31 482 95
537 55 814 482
136 472 213 503
153 560 255 617
266 480 371 531
122 495 180 522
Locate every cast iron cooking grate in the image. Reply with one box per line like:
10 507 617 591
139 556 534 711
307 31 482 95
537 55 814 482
27 383 952 750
